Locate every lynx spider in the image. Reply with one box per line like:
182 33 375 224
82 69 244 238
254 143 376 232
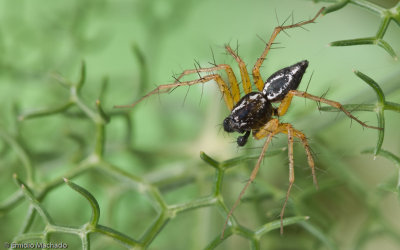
115 7 381 238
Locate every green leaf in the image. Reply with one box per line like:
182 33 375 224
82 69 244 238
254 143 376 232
362 148 400 168
0 129 33 183
64 178 100 226
319 104 376 112
200 151 220 169
205 227 233 249
385 101 400 112
131 43 149 94
220 148 285 169
76 61 86 92
362 148 400 201
300 221 338 250
322 0 350 15
18 102 74 121
353 70 385 156
329 37 376 46
254 216 309 237
329 37 397 60
94 225 141 248
14 174 54 224
95 100 109 124
376 39 398 60
201 148 286 170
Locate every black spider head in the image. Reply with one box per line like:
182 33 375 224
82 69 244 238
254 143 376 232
223 92 273 146
223 116 240 133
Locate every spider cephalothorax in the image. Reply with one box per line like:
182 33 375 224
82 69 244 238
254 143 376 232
223 60 309 147
115 7 381 238
223 92 273 146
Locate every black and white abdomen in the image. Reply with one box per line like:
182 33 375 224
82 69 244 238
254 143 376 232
262 60 308 102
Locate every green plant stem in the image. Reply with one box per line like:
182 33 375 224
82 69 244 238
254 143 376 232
19 205 36 234
18 183 53 225
18 102 74 120
94 225 141 248
300 221 338 250
0 128 34 185
352 0 385 13
38 157 97 199
363 148 400 198
64 179 100 226
95 123 105 157
320 70 399 157
82 234 90 250
140 211 170 248
0 190 24 214
168 196 218 215
385 101 400 112
13 177 141 249
319 0 399 59
254 216 310 238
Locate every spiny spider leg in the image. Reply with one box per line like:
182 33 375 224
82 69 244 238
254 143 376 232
221 126 276 239
222 118 319 238
221 118 278 238
114 65 241 110
294 130 317 187
279 90 383 130
283 124 295 235
254 122 317 187
274 123 315 235
224 45 252 94
252 7 325 91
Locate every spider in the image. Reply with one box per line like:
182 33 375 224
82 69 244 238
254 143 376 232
115 7 381 237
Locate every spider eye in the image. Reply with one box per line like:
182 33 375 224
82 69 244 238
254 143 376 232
223 117 235 133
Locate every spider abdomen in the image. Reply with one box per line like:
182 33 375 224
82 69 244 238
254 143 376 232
223 92 273 134
263 60 308 102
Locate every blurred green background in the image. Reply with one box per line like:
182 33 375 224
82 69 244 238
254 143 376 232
1 0 399 249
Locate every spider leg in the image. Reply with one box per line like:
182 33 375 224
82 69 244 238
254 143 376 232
278 90 382 130
282 124 294 235
292 129 317 188
273 123 317 234
221 119 278 238
225 45 252 94
115 64 242 111
255 122 317 187
254 121 318 234
252 8 325 91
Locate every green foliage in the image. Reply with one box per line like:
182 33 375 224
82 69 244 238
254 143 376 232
1 0 399 249
316 0 400 60
320 70 400 156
